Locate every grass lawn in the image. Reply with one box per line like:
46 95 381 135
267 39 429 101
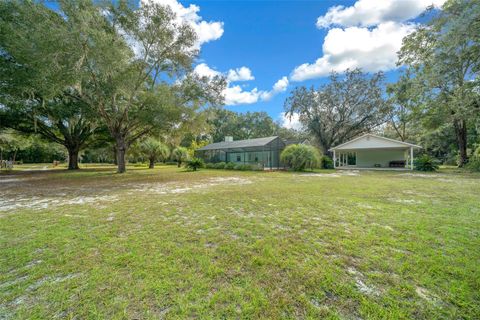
1 165 479 319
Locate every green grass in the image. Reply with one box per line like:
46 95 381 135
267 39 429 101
1 165 479 319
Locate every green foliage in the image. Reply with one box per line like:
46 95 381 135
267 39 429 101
415 155 439 172
466 157 480 172
187 140 210 159
186 158 204 171
398 0 480 166
140 138 170 168
284 69 389 154
214 162 226 169
320 156 334 169
172 147 189 167
281 144 320 171
204 162 261 171
233 164 251 171
0 0 225 173
225 162 236 170
466 147 480 172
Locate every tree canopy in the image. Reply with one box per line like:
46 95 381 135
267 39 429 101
284 69 389 154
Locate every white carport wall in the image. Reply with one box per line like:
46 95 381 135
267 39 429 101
330 134 421 170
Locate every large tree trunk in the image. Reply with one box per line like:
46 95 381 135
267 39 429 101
115 137 127 173
454 119 468 167
149 157 155 169
67 147 80 170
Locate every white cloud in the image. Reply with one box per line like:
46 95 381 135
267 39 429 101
194 63 221 78
194 64 289 106
260 76 289 101
291 22 415 81
290 0 448 82
316 0 447 28
273 76 289 92
224 86 261 105
227 67 254 82
143 0 224 47
279 112 302 130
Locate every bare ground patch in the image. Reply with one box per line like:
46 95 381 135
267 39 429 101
0 175 254 213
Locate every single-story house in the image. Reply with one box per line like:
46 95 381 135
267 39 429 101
196 136 286 169
329 134 422 170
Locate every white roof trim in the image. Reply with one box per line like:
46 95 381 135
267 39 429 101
329 134 422 151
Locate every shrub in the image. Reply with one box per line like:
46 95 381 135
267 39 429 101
466 148 480 172
205 163 215 169
234 164 251 171
225 162 235 170
320 155 334 169
466 157 480 172
186 158 204 171
281 144 320 171
415 155 439 171
214 162 226 169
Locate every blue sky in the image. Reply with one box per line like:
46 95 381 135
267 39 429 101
164 0 445 128
47 0 445 127
188 0 343 115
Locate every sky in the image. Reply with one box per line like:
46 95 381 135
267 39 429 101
44 0 445 128
149 0 446 129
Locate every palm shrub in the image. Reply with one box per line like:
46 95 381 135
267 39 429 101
140 138 170 169
281 144 320 171
172 147 189 167
186 158 204 171
415 155 439 171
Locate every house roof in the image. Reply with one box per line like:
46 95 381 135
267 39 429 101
197 136 280 151
329 134 422 151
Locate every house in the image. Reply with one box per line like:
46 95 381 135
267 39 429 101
329 134 422 170
196 136 286 169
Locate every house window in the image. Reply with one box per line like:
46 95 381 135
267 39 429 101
237 155 241 162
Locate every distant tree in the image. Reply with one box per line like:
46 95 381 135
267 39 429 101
398 0 480 166
207 109 279 142
386 71 420 142
0 130 30 163
280 144 320 171
172 147 189 167
187 139 209 159
284 69 389 155
140 138 170 169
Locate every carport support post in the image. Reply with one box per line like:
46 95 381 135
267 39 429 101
410 147 413 170
333 150 336 168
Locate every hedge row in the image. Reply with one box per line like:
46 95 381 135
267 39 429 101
205 162 263 171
